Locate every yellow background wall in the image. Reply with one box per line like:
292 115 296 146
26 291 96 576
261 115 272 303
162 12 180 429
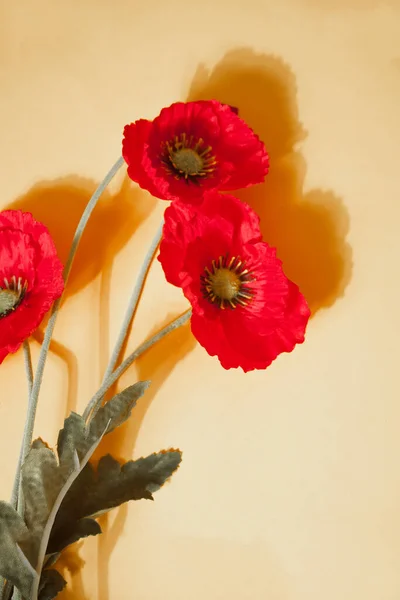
1 0 400 598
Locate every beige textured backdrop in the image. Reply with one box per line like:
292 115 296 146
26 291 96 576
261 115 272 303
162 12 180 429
1 0 400 598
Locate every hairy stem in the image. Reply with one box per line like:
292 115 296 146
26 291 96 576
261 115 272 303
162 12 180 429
102 220 164 381
10 156 124 514
9 341 34 512
4 341 35 600
30 426 109 600
83 308 192 422
23 340 34 397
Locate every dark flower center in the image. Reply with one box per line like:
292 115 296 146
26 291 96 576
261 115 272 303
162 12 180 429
0 276 28 318
162 134 216 182
171 148 204 176
201 255 254 309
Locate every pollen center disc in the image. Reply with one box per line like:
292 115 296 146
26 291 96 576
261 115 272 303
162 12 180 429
210 269 241 300
171 148 204 176
0 289 21 317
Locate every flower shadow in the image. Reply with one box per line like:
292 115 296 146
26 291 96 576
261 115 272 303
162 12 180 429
21 51 353 596
6 175 157 413
7 175 154 301
7 175 194 598
187 49 352 315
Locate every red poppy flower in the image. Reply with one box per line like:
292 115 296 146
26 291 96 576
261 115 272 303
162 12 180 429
0 210 64 364
158 193 310 371
122 100 269 203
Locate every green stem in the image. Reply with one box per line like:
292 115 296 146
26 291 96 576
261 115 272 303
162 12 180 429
10 156 124 513
23 340 34 397
17 342 34 514
102 220 164 382
83 308 192 422
2 342 34 600
30 425 109 600
10 342 33 512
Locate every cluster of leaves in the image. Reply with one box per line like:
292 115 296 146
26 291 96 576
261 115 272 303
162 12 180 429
0 382 182 600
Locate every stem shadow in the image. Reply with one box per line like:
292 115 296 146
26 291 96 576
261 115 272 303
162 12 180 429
7 174 155 304
32 49 352 598
55 543 89 600
7 174 156 415
93 315 195 600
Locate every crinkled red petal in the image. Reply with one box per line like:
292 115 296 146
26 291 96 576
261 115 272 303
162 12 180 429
158 194 309 371
0 211 64 364
123 100 269 203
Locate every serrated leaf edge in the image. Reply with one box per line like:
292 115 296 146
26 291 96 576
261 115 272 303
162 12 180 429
30 419 111 600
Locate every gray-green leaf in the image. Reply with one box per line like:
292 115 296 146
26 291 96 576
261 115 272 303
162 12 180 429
57 381 150 466
47 518 101 554
0 501 35 598
48 449 182 554
0 381 152 599
89 381 150 439
22 447 66 559
38 569 66 600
